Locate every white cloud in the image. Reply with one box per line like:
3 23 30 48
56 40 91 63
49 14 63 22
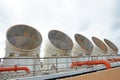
0 0 120 57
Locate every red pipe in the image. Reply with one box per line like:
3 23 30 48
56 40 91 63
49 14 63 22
108 58 120 62
0 66 30 74
71 60 111 69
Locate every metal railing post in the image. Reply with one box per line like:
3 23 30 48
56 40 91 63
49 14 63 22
56 57 58 73
33 58 36 76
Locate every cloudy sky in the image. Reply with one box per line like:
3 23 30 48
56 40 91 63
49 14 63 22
0 0 120 58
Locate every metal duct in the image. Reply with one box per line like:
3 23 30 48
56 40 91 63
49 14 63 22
3 24 42 71
72 34 93 57
44 30 73 70
5 24 42 57
92 37 107 56
104 39 118 55
44 30 73 57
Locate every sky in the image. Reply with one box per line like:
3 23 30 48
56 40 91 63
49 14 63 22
0 0 120 58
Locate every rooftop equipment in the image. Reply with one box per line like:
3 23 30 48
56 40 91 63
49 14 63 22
3 24 42 71
72 34 93 57
44 30 73 70
104 39 118 55
92 37 107 56
44 30 73 57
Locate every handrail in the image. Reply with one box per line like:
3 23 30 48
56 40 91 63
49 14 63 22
71 60 111 69
0 66 30 74
0 54 120 59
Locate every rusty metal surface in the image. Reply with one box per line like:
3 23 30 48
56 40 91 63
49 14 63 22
92 37 107 52
75 34 93 52
104 39 118 53
7 24 42 50
48 30 73 51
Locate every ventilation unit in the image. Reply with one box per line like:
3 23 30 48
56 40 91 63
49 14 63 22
92 37 107 56
3 24 42 71
72 34 93 57
44 30 73 70
104 39 118 55
44 30 73 57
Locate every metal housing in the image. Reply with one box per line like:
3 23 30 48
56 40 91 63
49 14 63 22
92 37 107 56
44 30 73 57
3 24 42 71
72 34 93 56
104 39 118 55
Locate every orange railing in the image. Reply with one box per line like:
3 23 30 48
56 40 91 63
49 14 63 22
108 58 120 62
71 60 111 69
0 65 30 74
